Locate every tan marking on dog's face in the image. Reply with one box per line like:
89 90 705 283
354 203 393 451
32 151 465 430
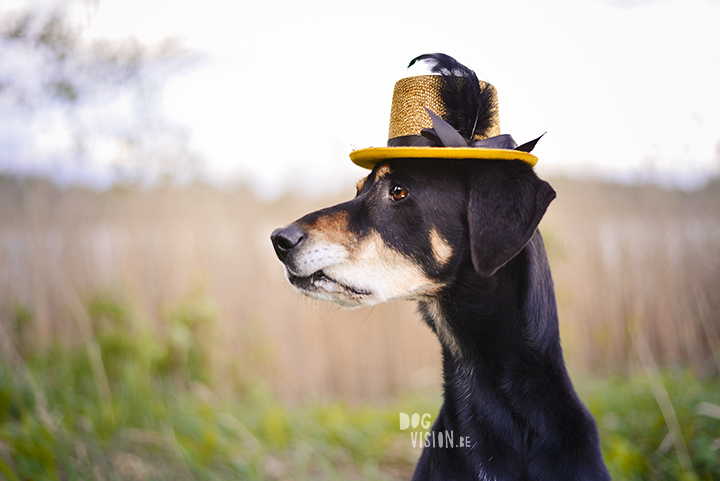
281 212 354 280
320 230 443 305
355 176 367 193
430 228 453 266
374 164 392 180
305 211 355 246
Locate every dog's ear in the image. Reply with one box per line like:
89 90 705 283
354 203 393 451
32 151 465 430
467 161 556 277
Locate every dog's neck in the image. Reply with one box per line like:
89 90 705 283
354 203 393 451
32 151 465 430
421 230 562 368
416 231 600 478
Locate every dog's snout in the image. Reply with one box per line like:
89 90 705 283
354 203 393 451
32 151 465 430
271 224 305 262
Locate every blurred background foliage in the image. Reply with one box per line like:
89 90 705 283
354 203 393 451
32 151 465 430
0 1 719 480
0 0 201 185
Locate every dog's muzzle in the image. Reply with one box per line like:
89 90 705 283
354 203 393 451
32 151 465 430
271 223 371 305
270 224 305 263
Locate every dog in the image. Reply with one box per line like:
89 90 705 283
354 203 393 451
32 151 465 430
271 53 610 480
270 157 610 480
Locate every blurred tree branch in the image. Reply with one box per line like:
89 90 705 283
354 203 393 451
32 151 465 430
0 0 204 185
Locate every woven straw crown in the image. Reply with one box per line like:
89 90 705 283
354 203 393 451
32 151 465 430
388 75 501 142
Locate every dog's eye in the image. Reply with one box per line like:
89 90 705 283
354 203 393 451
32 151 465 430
390 185 408 201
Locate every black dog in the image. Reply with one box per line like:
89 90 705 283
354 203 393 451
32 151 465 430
271 156 610 480
271 51 610 479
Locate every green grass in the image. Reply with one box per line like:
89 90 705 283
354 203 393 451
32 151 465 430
580 371 720 480
0 293 425 480
0 293 719 480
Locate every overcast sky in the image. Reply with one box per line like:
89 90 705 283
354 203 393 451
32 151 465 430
3 0 720 196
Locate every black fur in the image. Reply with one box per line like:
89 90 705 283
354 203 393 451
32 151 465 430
408 53 498 141
271 158 611 480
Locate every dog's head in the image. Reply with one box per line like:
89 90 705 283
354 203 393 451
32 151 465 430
271 158 555 307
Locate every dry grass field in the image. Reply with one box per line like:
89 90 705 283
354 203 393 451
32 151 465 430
545 178 720 377
1 174 719 403
1 174 720 480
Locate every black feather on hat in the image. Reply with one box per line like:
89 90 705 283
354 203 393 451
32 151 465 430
408 53 499 144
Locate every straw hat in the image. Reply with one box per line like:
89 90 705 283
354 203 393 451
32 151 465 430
350 53 542 170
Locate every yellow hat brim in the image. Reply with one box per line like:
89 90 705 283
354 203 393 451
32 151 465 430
350 146 538 170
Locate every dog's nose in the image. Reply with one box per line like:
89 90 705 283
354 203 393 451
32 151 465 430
271 224 305 262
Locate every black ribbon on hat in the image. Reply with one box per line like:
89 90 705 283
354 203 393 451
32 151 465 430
387 107 544 153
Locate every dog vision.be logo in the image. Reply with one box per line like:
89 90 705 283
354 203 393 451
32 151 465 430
399 413 472 449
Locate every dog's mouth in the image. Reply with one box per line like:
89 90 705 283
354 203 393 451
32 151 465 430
288 270 371 299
